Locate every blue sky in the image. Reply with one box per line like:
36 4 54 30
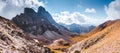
41 0 113 19
0 0 120 25
39 0 119 25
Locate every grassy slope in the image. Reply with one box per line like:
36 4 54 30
81 20 120 53
68 20 120 53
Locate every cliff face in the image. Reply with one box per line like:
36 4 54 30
0 16 53 53
12 6 73 44
67 19 120 53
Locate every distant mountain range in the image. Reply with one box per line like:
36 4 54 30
60 23 95 34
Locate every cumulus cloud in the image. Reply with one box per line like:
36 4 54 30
85 8 96 13
52 11 85 25
0 0 45 19
52 11 105 25
105 0 120 20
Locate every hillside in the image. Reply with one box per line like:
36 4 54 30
67 19 120 53
0 16 53 53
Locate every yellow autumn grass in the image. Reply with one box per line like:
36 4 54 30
68 20 120 53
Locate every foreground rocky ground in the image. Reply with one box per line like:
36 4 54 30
0 16 53 53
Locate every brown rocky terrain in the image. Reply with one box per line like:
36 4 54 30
0 16 53 53
67 19 120 53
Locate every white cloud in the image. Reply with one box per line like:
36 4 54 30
105 0 120 20
0 0 45 19
85 8 96 13
52 11 105 25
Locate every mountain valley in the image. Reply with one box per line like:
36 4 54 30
0 3 119 53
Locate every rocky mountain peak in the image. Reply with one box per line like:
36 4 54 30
38 6 46 14
24 7 36 14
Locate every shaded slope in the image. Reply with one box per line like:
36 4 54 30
67 19 120 53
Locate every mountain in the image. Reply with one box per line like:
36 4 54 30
37 7 73 36
12 6 74 44
60 23 95 34
0 16 53 53
67 19 120 53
